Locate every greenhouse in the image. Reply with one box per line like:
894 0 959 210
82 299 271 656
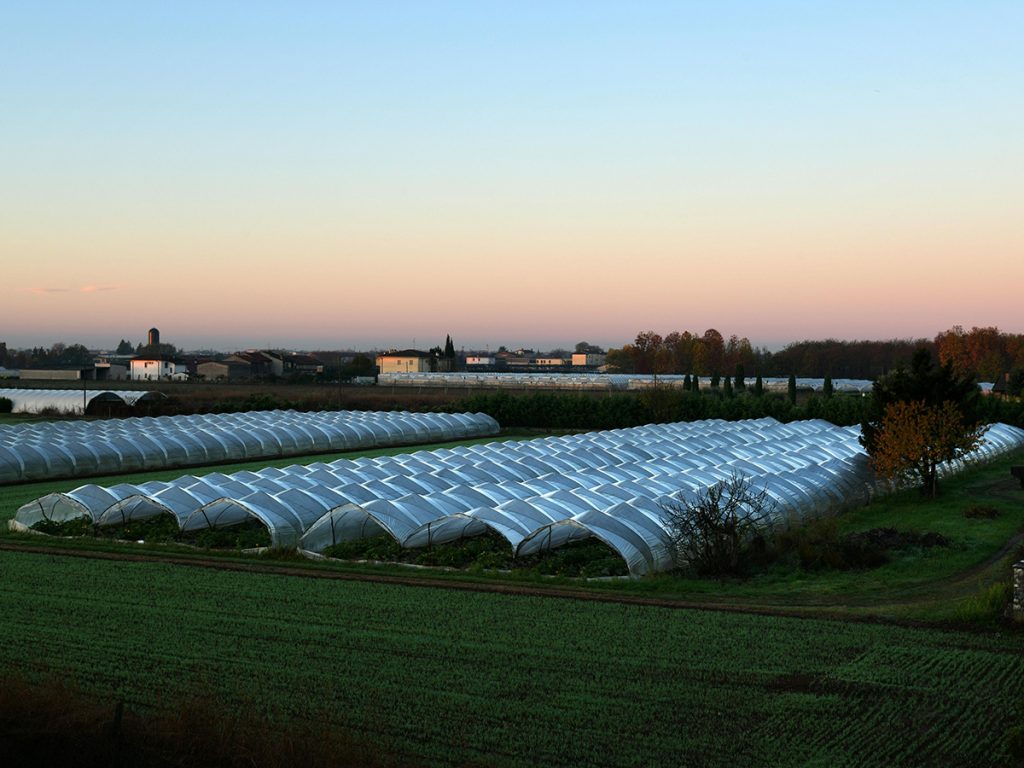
14 418 1024 574
0 409 499 484
377 372 876 393
0 388 163 415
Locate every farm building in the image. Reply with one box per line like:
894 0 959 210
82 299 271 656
376 349 433 374
18 366 96 381
572 353 607 368
197 360 252 381
130 357 189 381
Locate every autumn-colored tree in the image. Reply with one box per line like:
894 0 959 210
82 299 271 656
701 328 725 375
861 348 985 497
633 331 663 374
653 345 675 376
869 400 986 497
935 325 1024 381
667 331 696 374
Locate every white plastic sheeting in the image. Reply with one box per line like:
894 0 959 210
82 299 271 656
0 388 161 415
0 410 500 484
378 373 877 393
14 418 1024 575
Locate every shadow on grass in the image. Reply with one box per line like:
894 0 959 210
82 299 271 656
0 671 419 768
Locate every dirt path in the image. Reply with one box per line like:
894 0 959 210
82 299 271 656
0 540 997 631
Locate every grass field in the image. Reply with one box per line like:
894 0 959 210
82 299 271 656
1 548 1023 768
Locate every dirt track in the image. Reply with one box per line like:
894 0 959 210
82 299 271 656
1 540 1005 631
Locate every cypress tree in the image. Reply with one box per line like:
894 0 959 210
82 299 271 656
683 374 691 391
823 374 834 398
723 376 733 397
754 374 764 397
788 374 797 405
734 363 746 391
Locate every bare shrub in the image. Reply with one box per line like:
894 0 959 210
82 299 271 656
660 473 776 576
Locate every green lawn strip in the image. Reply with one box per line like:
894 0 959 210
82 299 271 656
0 414 36 425
1 549 1022 768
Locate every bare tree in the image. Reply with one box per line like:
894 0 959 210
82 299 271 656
660 473 775 576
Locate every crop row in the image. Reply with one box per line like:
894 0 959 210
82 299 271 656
1 550 1022 767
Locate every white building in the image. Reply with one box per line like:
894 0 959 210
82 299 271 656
130 358 189 381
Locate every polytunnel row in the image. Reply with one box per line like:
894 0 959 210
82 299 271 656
0 409 500 484
15 419 1024 575
0 388 162 416
378 372 877 393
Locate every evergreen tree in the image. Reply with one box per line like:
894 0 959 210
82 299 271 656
823 374 834 398
787 374 797 405
711 372 721 388
734 363 746 391
683 374 691 391
754 374 764 397
723 376 733 397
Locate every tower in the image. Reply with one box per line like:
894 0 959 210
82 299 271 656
148 327 160 347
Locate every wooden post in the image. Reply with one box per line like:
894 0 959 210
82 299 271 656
1013 561 1024 622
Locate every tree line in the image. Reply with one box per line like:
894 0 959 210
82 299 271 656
451 374 1024 432
605 326 1024 383
0 342 94 369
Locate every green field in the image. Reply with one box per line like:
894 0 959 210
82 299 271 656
1 549 1022 767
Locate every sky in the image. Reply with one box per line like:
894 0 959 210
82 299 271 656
2 1 1021 353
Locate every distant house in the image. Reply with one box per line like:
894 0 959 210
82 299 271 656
465 356 496 367
130 357 189 381
376 349 433 374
